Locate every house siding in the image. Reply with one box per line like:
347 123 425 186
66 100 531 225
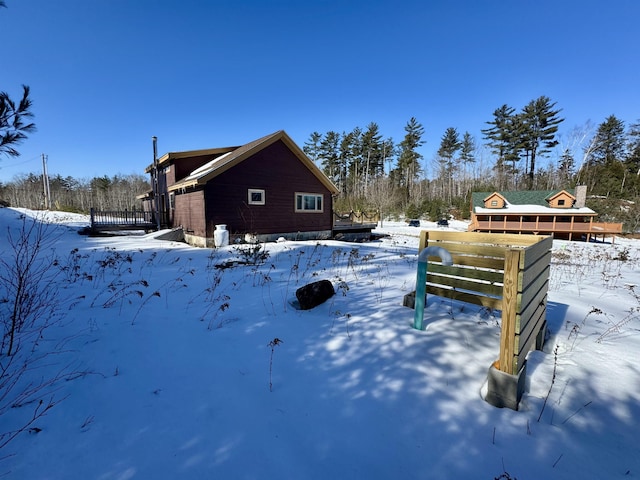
547 192 574 208
202 140 332 238
173 189 206 238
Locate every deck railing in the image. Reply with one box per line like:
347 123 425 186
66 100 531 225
469 219 622 238
90 208 156 231
333 210 379 225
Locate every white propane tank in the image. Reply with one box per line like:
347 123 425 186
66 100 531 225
214 224 229 247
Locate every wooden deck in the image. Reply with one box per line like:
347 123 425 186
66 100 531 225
332 210 379 239
90 208 157 233
469 219 623 242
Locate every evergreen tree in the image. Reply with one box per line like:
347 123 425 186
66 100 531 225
626 121 640 178
520 96 564 184
459 131 476 193
558 148 575 185
381 137 396 176
345 127 363 197
581 115 627 197
1 85 36 158
303 132 322 165
436 127 461 202
361 122 384 183
481 105 521 187
459 132 475 166
318 131 341 187
395 117 425 197
620 122 640 197
586 115 626 167
437 127 461 162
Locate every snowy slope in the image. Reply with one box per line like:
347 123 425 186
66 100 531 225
1 208 639 479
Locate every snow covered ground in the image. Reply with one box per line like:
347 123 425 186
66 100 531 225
1 208 639 479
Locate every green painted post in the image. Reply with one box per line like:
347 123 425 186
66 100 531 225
413 246 453 330
413 258 429 330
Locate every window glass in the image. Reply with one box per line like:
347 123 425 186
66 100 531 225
295 193 323 212
248 189 265 205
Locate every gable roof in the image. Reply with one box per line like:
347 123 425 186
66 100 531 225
472 189 572 208
471 189 596 214
546 190 576 203
163 130 339 195
482 192 507 204
145 147 238 173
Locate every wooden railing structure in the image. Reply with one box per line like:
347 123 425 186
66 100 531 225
407 230 552 409
469 216 622 242
333 210 379 226
90 208 156 233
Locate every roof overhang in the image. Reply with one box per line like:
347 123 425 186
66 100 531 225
167 130 340 195
144 146 238 173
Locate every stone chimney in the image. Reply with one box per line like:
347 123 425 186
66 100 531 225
574 185 587 208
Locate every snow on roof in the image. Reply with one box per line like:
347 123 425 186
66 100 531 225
475 203 596 214
181 151 234 181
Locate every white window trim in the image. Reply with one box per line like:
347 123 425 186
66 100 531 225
295 192 324 213
248 188 265 205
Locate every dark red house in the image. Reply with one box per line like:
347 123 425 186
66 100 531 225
141 130 339 247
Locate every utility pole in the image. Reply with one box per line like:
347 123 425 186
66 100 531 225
41 153 51 210
152 136 161 230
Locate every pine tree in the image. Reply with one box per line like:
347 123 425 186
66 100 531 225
482 105 521 188
303 132 322 166
459 131 476 194
626 122 640 178
395 117 425 198
558 148 575 185
361 122 384 185
318 131 341 188
437 127 461 161
345 127 363 197
436 127 461 202
1 85 36 158
586 115 626 167
580 115 627 197
520 96 564 185
459 132 475 166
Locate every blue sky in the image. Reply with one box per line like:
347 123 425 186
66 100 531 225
1 0 638 182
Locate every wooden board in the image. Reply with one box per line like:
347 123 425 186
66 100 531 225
420 230 546 248
426 285 503 310
521 235 553 269
517 299 547 353
520 251 552 291
427 263 505 284
498 249 521 374
426 272 504 298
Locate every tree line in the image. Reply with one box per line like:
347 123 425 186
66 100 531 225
302 97 640 231
1 89 639 231
0 173 150 212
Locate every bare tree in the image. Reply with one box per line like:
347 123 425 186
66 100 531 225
0 213 80 450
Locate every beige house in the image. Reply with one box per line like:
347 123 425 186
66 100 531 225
468 186 622 242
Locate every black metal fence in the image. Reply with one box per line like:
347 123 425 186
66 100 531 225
90 208 156 232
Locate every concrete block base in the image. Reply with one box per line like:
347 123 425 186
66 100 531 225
403 291 416 309
485 361 527 411
535 320 548 350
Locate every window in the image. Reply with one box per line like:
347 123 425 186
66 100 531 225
558 199 566 206
295 193 323 212
490 200 498 207
248 189 265 205
169 192 175 210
